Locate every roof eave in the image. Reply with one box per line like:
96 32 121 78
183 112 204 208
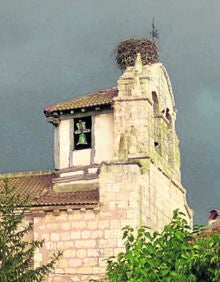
45 103 114 126
29 203 100 216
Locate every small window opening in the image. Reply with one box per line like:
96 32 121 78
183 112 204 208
74 116 92 150
152 91 159 114
166 109 172 129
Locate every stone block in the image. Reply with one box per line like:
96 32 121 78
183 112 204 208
90 230 104 239
83 211 95 220
87 248 99 257
75 240 96 249
82 257 98 266
40 233 50 241
60 222 72 230
104 229 122 239
46 223 59 231
64 268 77 274
60 232 71 241
70 210 83 220
62 241 75 249
98 238 117 248
50 232 60 241
71 220 86 229
34 253 42 262
110 220 121 229
70 231 81 240
81 230 91 239
45 241 57 250
64 249 76 258
102 247 114 258
98 220 110 229
68 258 82 268
87 220 98 230
76 249 87 258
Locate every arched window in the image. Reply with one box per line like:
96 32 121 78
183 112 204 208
165 109 174 166
152 92 160 154
165 109 172 129
152 91 159 115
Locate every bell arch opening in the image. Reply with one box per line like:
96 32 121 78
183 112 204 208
165 109 175 167
152 91 159 115
152 91 161 155
73 116 92 150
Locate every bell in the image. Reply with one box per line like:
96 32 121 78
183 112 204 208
77 133 88 145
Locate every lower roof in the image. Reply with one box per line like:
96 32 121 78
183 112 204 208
0 170 99 209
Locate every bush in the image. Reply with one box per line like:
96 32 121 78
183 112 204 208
100 210 220 282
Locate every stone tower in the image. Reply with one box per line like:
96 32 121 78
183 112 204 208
45 53 192 231
41 53 192 280
109 54 191 230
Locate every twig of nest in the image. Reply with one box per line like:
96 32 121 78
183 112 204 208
115 38 158 71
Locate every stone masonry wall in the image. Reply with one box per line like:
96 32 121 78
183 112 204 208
32 162 191 281
31 59 192 281
33 209 116 282
141 161 191 231
32 163 142 282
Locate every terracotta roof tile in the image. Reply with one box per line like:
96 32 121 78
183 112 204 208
44 88 118 115
0 171 99 208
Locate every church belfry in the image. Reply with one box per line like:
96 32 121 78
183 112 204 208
113 53 181 182
44 39 192 231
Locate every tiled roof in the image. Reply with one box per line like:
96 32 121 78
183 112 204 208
0 171 99 208
44 88 118 115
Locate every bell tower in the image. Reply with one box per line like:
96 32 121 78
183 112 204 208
41 37 194 281
44 42 192 231
113 53 181 181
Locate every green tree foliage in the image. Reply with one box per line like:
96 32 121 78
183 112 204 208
0 179 62 282
101 210 220 282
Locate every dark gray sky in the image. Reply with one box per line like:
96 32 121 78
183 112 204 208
0 0 219 225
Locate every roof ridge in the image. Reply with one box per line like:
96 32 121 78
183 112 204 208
44 87 118 114
45 87 116 106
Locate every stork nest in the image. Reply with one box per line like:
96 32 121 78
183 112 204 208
115 38 158 71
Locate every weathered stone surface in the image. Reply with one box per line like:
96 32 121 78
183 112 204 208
31 56 192 281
